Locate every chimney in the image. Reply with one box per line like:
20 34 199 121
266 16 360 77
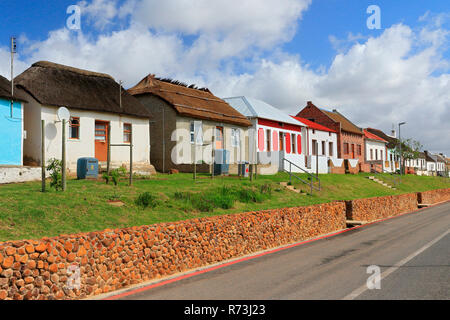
307 101 313 107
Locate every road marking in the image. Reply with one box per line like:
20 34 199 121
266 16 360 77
342 228 450 300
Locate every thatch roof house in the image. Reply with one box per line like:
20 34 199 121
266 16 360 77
128 75 251 173
15 61 155 174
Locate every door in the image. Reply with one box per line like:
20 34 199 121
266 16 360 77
351 144 355 159
95 121 109 161
215 126 224 150
279 132 284 151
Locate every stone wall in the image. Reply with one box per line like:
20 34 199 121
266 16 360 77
345 193 417 222
417 188 450 205
0 202 346 300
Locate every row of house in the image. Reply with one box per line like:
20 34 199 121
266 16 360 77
0 60 448 183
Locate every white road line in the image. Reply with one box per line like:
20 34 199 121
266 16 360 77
342 228 450 300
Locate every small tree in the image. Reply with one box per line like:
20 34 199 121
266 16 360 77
46 158 63 191
394 138 423 174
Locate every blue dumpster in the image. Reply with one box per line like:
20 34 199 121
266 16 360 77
77 158 99 179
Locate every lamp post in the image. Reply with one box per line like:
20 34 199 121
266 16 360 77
398 122 406 175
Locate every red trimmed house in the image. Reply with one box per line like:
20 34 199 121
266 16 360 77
291 116 341 174
224 96 307 174
363 129 388 173
296 101 367 173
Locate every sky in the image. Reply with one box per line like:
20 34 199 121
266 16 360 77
0 0 449 155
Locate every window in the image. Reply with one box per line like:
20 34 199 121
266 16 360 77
329 142 333 157
344 143 349 154
279 132 284 151
292 134 296 154
266 129 271 152
215 126 223 149
370 149 373 160
69 117 80 140
375 149 378 160
231 128 240 147
123 123 132 143
357 145 362 156
190 121 203 145
312 139 318 155
322 141 326 156
381 150 383 161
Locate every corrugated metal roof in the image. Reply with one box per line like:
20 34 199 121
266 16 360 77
223 96 303 126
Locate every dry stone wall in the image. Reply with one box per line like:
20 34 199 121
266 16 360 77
0 202 346 300
345 193 417 222
417 188 450 205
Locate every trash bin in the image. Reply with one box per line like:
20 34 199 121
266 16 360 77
239 162 249 177
77 158 99 179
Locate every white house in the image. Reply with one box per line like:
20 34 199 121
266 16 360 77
291 116 339 174
363 129 388 173
224 96 307 175
15 61 155 174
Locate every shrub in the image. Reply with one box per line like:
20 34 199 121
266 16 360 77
46 158 63 191
135 192 160 209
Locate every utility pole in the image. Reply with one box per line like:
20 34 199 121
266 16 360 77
10 37 16 117
398 122 406 175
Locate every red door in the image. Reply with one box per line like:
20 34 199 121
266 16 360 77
95 121 109 161
215 126 224 149
351 144 355 159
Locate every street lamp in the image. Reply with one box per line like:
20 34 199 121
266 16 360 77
398 122 406 175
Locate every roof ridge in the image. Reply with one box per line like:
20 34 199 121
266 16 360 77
32 61 114 80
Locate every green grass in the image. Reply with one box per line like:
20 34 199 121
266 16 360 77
0 172 448 242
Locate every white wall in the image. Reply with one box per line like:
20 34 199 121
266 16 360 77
36 106 150 171
306 128 338 160
365 140 386 162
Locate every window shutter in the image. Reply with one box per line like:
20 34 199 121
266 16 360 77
272 131 278 151
297 135 302 154
258 128 265 151
285 133 291 153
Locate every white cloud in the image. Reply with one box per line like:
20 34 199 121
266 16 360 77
1 1 449 154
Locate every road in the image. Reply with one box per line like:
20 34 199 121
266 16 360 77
111 202 450 300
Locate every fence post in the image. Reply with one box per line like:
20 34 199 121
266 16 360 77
129 140 133 186
62 119 66 192
41 120 46 192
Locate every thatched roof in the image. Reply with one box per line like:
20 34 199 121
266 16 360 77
128 75 251 127
15 61 152 118
0 75 28 102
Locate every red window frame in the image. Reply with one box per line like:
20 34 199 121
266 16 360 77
124 123 132 143
69 117 80 140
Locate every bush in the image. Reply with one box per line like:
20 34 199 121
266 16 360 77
46 158 63 191
135 192 160 209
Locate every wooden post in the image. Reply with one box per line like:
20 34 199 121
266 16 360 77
41 120 46 192
129 139 133 186
193 144 197 181
211 135 215 179
62 119 66 191
107 124 111 175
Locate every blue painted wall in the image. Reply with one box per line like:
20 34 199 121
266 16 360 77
0 98 23 165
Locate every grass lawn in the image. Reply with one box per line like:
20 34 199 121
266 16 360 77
0 172 448 242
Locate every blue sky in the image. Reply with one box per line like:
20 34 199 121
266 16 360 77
0 0 449 154
1 0 449 72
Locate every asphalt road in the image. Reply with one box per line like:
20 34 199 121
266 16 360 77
115 202 450 300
